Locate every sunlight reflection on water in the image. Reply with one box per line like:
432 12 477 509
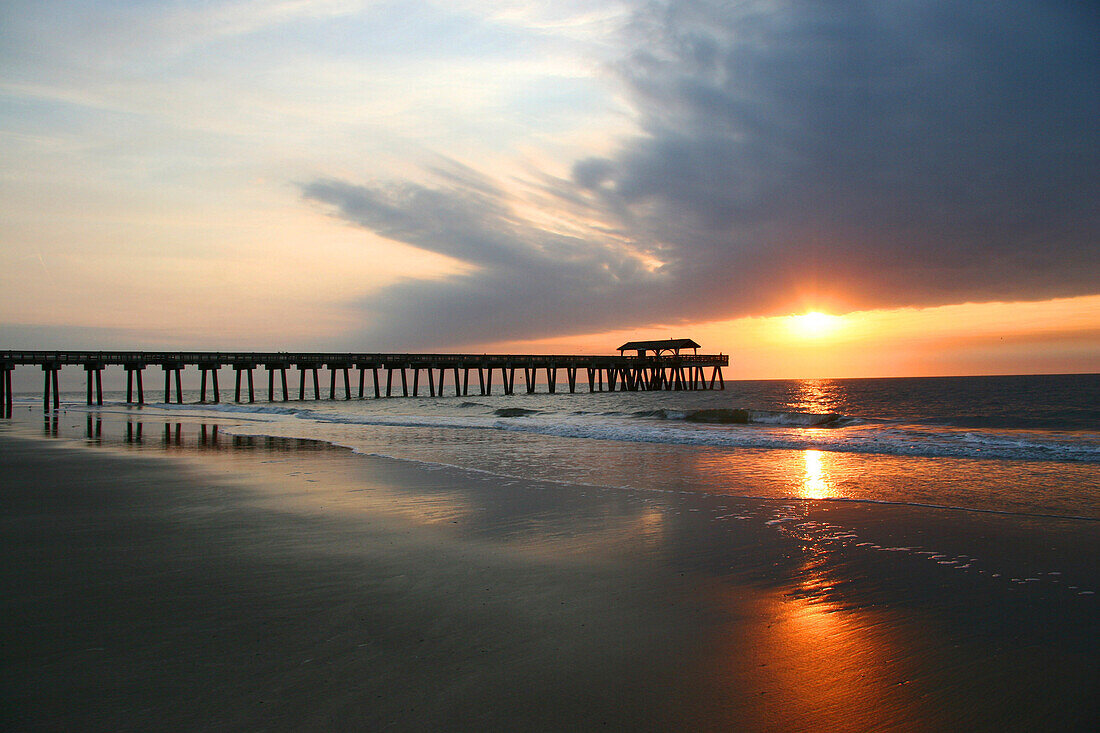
800 449 832 500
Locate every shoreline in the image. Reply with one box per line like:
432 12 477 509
8 400 1100 525
13 398 1100 520
2 410 1098 729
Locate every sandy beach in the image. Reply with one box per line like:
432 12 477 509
1 408 1097 731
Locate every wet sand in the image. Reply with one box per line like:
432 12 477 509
1 410 1098 731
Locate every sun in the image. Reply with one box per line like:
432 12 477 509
789 311 842 338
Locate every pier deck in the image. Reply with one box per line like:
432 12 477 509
1 350 727 413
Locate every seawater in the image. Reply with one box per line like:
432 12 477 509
20 373 1100 519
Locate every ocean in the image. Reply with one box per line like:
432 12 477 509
27 371 1091 517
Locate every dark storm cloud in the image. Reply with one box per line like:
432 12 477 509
303 0 1100 347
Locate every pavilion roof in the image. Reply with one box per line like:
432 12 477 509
617 339 701 353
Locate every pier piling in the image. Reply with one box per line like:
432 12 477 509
1 364 12 417
42 364 60 411
84 364 103 405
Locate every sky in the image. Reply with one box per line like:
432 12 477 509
1 0 1097 378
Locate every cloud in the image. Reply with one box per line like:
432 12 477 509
303 0 1100 348
301 172 669 346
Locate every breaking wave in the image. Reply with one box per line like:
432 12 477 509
634 408 851 427
494 407 540 417
123 399 1100 464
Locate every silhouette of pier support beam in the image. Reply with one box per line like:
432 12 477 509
356 364 377 399
84 363 103 405
42 363 60 411
295 364 320 400
1 364 12 417
199 364 221 403
383 365 408 397
234 364 256 403
159 364 180 404
326 363 351 400
264 363 289 401
365 366 380 398
124 364 147 404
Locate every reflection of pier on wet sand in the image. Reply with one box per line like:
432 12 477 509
1 342 728 412
73 412 319 453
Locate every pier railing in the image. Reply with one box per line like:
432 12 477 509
0 350 728 412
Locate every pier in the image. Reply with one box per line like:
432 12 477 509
1 341 727 413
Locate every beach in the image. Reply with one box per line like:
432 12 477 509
4 0 1096 726
2 403 1097 731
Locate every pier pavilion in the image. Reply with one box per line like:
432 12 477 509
1 341 727 413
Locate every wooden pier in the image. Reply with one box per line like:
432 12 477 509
1 343 727 413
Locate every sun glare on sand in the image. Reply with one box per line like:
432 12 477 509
789 311 843 338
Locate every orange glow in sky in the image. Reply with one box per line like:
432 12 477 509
485 295 1100 379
